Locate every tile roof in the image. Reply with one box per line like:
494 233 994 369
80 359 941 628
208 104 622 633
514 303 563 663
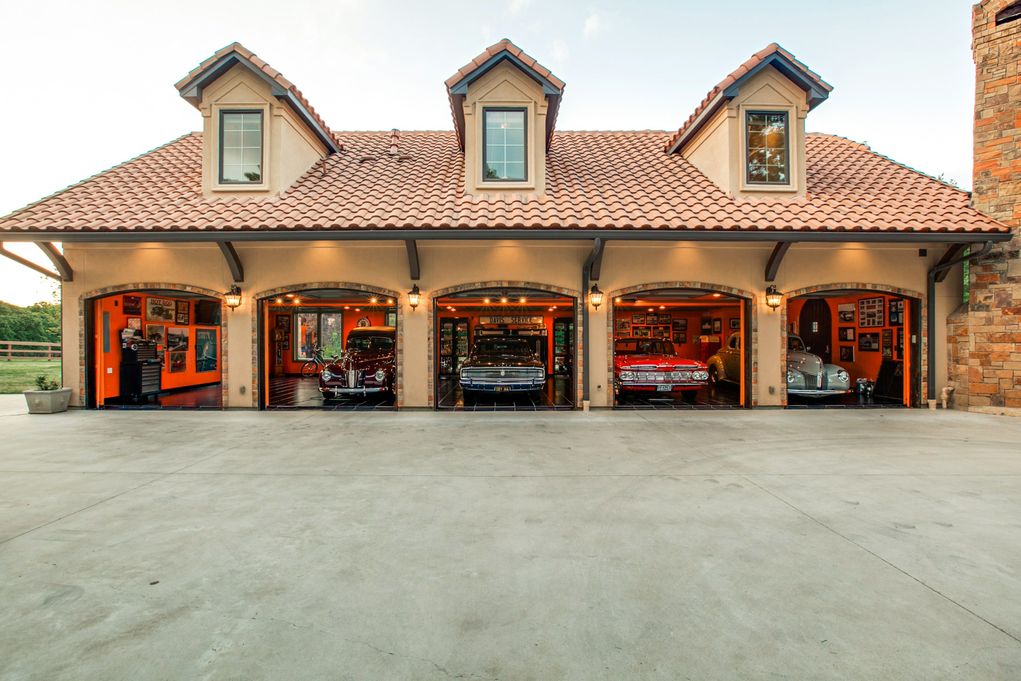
0 130 1005 235
175 42 341 152
444 38 565 91
666 43 834 153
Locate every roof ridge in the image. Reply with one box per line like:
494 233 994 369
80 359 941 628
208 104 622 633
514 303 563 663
0 132 199 222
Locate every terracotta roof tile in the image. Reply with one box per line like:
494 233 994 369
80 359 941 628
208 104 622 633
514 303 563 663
0 130 1005 235
666 43 833 153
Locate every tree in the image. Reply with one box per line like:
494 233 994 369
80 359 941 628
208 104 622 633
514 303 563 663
0 301 61 343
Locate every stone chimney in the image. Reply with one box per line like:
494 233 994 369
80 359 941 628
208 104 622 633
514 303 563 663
949 1 1021 412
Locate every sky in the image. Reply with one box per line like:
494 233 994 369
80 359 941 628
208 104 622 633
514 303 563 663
0 0 981 305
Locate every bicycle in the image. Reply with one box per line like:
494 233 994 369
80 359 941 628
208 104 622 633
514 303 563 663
300 344 338 378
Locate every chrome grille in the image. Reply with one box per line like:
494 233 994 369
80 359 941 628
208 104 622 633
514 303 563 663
345 369 361 387
461 367 543 381
627 370 695 382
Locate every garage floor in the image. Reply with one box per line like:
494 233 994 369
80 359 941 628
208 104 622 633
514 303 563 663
1 398 1019 680
436 375 574 410
267 376 395 410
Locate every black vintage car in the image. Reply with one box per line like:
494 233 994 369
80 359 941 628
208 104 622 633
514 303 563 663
459 336 546 399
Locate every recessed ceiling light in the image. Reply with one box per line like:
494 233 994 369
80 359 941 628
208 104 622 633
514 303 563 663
500 297 508 304
387 298 394 304
659 305 665 310
648 307 654 312
483 298 491 304
355 307 361 312
344 306 350 310
712 293 721 298
369 296 378 304
519 297 527 304
285 293 295 298
275 298 283 304
293 298 301 304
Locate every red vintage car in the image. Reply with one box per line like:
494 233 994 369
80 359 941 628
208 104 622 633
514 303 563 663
613 337 709 403
319 326 396 400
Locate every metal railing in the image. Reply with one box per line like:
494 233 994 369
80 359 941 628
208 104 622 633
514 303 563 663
1 340 62 360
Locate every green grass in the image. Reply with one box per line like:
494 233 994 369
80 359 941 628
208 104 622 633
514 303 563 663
0 359 62 394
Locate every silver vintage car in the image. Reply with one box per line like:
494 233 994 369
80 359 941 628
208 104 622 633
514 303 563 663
786 334 851 397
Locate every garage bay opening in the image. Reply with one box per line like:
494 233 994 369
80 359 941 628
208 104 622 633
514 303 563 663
259 288 397 409
786 289 919 408
612 288 750 409
86 289 223 408
434 287 576 410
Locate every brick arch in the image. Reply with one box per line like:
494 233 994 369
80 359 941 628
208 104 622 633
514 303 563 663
781 282 925 407
605 281 758 407
79 283 228 409
250 282 405 407
427 281 582 408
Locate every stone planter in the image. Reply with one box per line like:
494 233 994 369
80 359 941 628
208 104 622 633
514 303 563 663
23 388 72 414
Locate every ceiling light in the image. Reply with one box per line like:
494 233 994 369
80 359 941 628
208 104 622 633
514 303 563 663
369 296 378 304
293 298 301 305
483 298 491 304
500 296 508 304
519 296 527 304
659 305 665 310
275 298 283 304
285 293 295 298
344 306 350 310
712 293 722 298
387 298 394 305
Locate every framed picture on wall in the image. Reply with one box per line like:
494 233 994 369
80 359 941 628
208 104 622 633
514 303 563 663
837 303 855 323
146 297 176 322
896 328 904 357
386 312 397 327
126 317 142 331
275 314 291 330
881 328 894 358
858 332 880 352
839 327 856 342
617 320 631 334
145 324 165 344
169 351 187 373
712 318 722 334
123 295 142 315
175 301 190 325
672 318 687 332
858 297 885 328
889 299 904 326
839 345 855 362
632 314 646 325
672 332 686 345
729 318 740 330
167 327 189 351
701 319 713 333
634 327 650 338
195 328 217 373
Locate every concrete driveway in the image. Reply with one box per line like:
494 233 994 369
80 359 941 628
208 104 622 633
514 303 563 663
1 399 1019 680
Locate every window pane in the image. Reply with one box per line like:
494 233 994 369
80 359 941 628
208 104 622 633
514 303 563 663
320 313 344 358
220 111 262 184
483 109 526 182
745 111 788 185
294 313 318 360
222 114 243 131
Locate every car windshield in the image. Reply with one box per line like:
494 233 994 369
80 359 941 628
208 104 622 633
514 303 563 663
788 336 806 352
473 338 533 357
615 339 676 356
347 334 394 352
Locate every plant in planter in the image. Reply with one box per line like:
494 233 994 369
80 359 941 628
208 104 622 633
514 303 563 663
23 375 73 414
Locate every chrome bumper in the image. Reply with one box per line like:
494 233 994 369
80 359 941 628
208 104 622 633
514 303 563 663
788 388 851 397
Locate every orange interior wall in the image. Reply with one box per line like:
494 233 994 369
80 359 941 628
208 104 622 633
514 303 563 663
788 293 910 390
269 305 390 375
94 294 220 402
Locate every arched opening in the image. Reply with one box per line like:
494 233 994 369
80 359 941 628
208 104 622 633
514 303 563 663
996 2 1021 25
254 284 401 410
609 284 753 409
784 285 922 408
83 285 225 409
431 283 579 410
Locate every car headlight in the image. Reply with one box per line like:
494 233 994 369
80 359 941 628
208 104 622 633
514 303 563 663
693 370 709 381
321 369 333 381
375 369 386 382
677 370 692 381
786 369 797 384
836 369 849 383
619 371 635 381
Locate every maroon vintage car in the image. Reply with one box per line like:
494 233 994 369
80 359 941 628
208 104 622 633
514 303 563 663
319 326 396 399
614 337 709 403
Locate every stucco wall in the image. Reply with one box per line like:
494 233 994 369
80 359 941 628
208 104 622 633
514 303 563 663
61 240 955 409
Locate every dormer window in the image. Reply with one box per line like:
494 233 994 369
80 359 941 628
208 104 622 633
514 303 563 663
483 108 527 182
745 111 789 185
219 111 263 184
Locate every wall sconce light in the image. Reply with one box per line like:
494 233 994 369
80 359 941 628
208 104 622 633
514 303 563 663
589 284 604 310
765 285 783 310
225 285 242 310
408 284 421 311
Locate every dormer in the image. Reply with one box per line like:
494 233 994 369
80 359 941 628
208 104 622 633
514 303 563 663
175 43 341 198
445 40 565 197
666 44 831 201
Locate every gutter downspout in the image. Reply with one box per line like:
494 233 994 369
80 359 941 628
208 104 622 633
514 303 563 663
581 238 605 405
926 240 994 401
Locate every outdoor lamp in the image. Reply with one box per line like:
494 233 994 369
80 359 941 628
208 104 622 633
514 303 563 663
225 285 242 310
589 284 604 310
765 285 783 310
408 284 421 311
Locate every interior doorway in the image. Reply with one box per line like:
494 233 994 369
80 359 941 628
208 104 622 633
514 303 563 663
259 288 398 409
433 286 576 410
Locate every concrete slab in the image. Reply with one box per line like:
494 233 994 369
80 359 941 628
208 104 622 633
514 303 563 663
0 408 1019 680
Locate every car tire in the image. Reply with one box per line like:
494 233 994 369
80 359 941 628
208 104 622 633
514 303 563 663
708 365 719 385
461 389 477 406
681 390 698 405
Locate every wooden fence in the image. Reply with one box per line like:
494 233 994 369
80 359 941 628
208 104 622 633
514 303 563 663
1 340 62 360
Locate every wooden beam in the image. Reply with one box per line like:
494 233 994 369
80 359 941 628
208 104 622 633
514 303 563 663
405 239 420 280
586 238 606 281
36 242 73 281
0 243 61 280
765 242 792 282
217 241 244 282
933 243 968 283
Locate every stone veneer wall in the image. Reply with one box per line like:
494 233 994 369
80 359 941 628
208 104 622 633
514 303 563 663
948 0 1021 412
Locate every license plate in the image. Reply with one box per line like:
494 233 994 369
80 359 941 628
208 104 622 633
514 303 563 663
494 386 510 392
656 385 673 392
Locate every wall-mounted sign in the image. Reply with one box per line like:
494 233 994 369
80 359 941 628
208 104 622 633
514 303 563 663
146 297 176 322
478 316 544 325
